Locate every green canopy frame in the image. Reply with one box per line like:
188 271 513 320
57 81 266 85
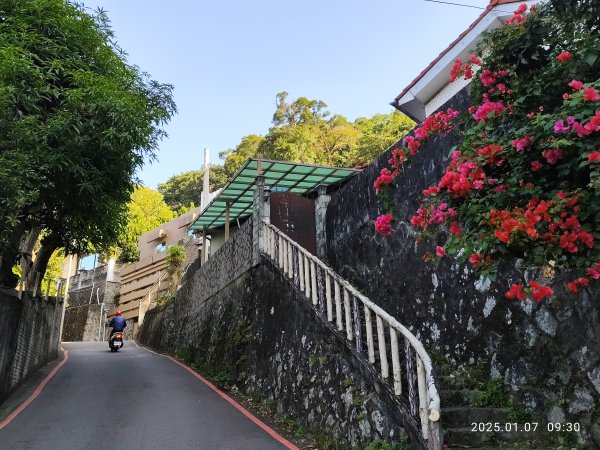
189 159 358 232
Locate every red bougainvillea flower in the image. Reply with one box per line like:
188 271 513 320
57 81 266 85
583 87 600 102
506 4 527 25
449 221 462 237
374 168 394 191
569 79 584 90
529 281 554 302
505 284 527 300
435 246 446 257
374 214 394 236
588 152 600 162
567 277 589 293
556 51 573 62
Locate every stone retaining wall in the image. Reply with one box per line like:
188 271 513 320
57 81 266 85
324 88 600 446
0 290 61 404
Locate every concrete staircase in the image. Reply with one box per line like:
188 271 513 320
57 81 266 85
440 375 546 450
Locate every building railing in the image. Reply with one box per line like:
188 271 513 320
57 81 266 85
261 220 442 450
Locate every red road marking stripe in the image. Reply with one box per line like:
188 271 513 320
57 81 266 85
0 349 69 431
164 355 300 450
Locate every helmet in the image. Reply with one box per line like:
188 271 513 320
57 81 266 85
115 311 122 316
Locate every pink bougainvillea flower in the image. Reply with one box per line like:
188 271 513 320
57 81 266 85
583 87 600 102
553 119 570 133
569 79 584 90
435 246 446 257
374 213 394 236
469 54 482 65
542 148 564 164
505 284 527 300
588 151 600 162
572 121 591 138
479 69 496 87
556 51 572 62
587 263 600 279
563 93 570 100
474 102 506 121
511 135 533 151
531 161 543 171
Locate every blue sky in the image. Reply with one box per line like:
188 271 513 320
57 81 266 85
81 0 493 189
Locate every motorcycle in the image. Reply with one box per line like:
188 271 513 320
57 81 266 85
109 331 124 352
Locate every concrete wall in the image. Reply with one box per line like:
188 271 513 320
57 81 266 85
0 290 62 404
324 88 600 445
139 260 421 449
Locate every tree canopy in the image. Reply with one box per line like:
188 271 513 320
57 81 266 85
0 0 176 286
218 91 414 177
117 187 175 263
158 166 228 214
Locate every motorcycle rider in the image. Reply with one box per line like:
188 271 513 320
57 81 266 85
108 311 127 346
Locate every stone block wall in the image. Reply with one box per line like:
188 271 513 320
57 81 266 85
0 290 62 404
324 89 600 445
62 304 105 342
139 261 421 449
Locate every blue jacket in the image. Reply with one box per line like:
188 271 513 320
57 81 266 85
109 316 127 331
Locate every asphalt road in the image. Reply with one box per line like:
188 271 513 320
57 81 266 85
0 342 291 450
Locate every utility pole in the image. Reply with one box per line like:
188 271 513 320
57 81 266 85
202 147 210 211
57 254 74 350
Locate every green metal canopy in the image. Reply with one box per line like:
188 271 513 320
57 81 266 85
189 158 359 232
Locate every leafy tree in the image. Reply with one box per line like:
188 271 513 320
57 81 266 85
158 165 228 213
219 135 264 177
220 91 414 175
0 0 175 287
117 187 174 263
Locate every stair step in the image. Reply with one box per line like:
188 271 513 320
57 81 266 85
442 407 510 428
447 448 553 450
444 427 539 447
441 389 482 406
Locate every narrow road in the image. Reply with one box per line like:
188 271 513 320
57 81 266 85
0 342 292 450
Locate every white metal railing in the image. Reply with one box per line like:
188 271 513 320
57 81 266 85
261 220 442 450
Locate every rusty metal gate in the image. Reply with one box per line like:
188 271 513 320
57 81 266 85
270 192 317 255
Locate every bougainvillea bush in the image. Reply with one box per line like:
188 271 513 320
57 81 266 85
375 1 600 301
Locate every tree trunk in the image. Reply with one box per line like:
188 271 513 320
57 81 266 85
0 221 28 289
26 241 59 288
19 228 40 283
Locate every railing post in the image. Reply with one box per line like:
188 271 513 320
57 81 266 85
325 272 333 321
334 280 343 331
376 315 389 378
417 356 430 439
298 250 305 291
304 254 311 298
390 328 402 395
287 239 293 279
343 289 353 341
310 260 318 306
364 306 375 363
